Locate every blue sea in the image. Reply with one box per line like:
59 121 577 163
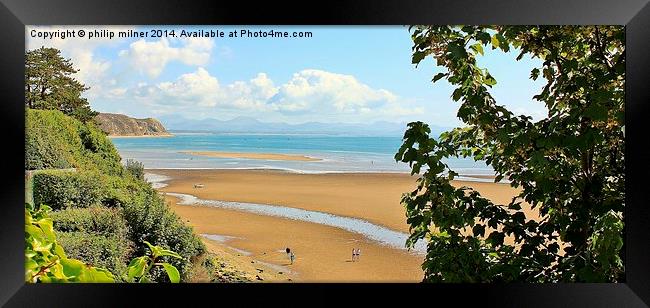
111 132 494 177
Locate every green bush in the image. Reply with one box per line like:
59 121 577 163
33 170 104 210
125 159 145 180
25 109 124 176
50 206 130 237
121 184 206 282
77 121 124 176
26 108 207 283
57 231 132 281
50 206 134 280
25 203 115 283
25 109 82 170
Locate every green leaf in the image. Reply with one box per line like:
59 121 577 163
484 74 497 86
79 267 115 283
470 43 484 56
127 256 148 281
452 88 464 101
34 218 56 242
158 248 183 260
448 43 466 59
476 32 491 45
432 73 447 83
60 258 84 278
491 35 500 49
412 51 426 65
472 225 486 237
143 240 161 258
161 263 180 283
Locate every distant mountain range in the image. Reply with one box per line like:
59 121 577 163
157 115 450 137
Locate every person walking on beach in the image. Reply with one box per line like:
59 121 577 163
290 252 295 265
356 248 361 262
352 248 356 262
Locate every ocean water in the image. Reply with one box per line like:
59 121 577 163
111 133 494 177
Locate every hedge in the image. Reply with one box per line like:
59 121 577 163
57 231 132 281
25 109 124 176
32 170 104 210
50 206 133 281
50 206 130 237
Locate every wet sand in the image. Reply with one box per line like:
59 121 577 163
154 169 532 282
168 194 425 282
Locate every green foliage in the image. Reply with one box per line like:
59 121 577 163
49 206 133 280
25 203 116 283
25 47 97 122
125 159 145 181
26 108 205 283
25 109 83 170
399 26 624 282
125 241 183 283
32 170 103 210
50 206 130 236
26 203 185 283
120 184 206 282
25 109 123 176
56 232 131 281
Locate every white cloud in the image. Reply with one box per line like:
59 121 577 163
158 67 221 107
120 67 423 121
271 70 398 114
120 37 214 78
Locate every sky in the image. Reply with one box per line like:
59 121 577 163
26 25 548 127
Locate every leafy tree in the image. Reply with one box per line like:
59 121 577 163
25 47 97 122
396 26 624 282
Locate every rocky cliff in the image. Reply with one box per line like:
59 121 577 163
94 113 171 136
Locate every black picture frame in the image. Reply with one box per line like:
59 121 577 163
1 0 648 306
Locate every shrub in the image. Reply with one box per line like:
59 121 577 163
25 203 115 283
121 185 205 282
50 206 130 238
26 109 206 283
77 121 124 176
25 109 124 176
50 206 134 280
125 159 145 181
33 170 104 210
56 231 132 281
26 202 184 283
25 109 82 170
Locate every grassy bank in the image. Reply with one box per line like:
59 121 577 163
25 109 246 282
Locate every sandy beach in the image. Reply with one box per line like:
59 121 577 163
182 151 321 162
150 169 533 282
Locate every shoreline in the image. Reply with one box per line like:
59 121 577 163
181 151 322 162
109 134 174 138
145 167 500 182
